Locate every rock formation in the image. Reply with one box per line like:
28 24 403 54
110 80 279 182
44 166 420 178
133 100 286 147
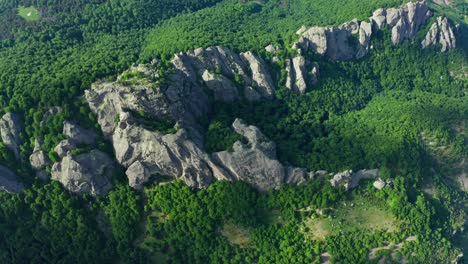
212 119 287 191
422 16 456 52
51 150 114 197
0 165 24 193
55 139 77 158
330 169 380 191
0 113 22 159
112 112 228 189
293 1 438 60
286 56 309 94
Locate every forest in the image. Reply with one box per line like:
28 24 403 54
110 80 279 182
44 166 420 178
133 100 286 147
0 0 466 263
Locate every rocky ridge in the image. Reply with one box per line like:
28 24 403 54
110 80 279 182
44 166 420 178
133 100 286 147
292 1 445 60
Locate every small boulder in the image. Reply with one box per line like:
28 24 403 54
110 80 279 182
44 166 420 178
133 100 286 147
201 70 239 102
373 178 386 190
29 150 51 170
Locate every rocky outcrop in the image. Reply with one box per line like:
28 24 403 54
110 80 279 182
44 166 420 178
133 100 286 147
310 63 320 85
212 119 286 191
391 1 431 45
330 169 380 191
0 113 22 159
286 56 309 94
112 112 229 189
29 150 51 171
422 16 456 52
201 70 239 102
293 1 435 59
240 51 275 99
51 150 114 197
63 121 97 145
0 165 24 193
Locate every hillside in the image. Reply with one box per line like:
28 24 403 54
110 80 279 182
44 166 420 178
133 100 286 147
0 0 466 263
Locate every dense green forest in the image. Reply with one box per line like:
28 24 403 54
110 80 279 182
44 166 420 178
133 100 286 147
0 0 466 263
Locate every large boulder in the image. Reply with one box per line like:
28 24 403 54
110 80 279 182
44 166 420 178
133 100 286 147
422 16 456 52
51 150 114 197
0 165 24 193
0 113 22 159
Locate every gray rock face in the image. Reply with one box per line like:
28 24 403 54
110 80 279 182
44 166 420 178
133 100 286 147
0 165 24 193
63 121 97 145
113 112 228 189
201 70 239 102
51 150 114 197
357 21 373 59
371 8 387 30
293 1 434 59
265 44 279 53
292 56 308 94
212 119 285 191
295 27 328 55
422 16 456 52
0 113 22 159
240 51 275 99
330 169 380 191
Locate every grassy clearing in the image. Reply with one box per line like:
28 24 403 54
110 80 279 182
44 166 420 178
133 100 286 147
18 6 40 21
264 209 288 225
302 195 398 241
220 221 252 248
